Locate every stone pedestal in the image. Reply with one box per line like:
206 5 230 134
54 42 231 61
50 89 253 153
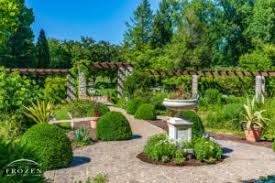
167 117 193 142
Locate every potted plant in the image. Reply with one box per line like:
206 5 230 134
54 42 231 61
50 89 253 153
241 98 270 142
90 102 100 129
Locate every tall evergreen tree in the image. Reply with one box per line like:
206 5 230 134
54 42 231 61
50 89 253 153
0 0 35 67
123 0 153 51
151 0 177 48
36 29 50 68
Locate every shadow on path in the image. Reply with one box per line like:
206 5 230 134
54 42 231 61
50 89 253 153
131 134 142 139
222 147 233 154
69 156 91 168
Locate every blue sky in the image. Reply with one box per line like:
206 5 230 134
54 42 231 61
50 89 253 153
26 0 161 44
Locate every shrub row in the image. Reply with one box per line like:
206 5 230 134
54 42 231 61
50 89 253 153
126 98 156 120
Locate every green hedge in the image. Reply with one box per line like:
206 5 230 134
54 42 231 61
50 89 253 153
54 100 110 119
177 111 205 139
273 141 275 152
96 112 132 141
0 139 46 183
21 124 73 170
127 98 144 115
194 137 222 162
135 104 156 120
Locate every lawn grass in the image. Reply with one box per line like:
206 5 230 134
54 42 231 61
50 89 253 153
206 127 244 137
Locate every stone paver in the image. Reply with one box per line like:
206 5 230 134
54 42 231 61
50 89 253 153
45 107 275 183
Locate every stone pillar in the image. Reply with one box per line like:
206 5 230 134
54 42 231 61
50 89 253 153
192 75 198 99
87 76 96 96
117 67 124 98
79 71 87 97
255 76 265 102
67 74 76 101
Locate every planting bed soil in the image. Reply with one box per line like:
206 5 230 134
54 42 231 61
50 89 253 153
148 119 273 149
209 132 273 149
137 152 224 167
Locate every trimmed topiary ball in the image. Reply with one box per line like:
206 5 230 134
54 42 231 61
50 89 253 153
127 98 144 114
21 124 73 170
96 112 132 141
177 110 205 139
135 104 156 120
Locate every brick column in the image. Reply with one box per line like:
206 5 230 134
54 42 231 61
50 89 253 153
255 75 265 102
67 74 76 101
192 75 199 99
79 71 87 97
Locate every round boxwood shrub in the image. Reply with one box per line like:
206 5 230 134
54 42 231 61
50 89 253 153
177 111 205 139
135 104 156 120
127 98 144 115
96 112 132 141
21 124 73 170
194 137 222 162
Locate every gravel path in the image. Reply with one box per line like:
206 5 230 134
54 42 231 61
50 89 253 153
45 107 275 183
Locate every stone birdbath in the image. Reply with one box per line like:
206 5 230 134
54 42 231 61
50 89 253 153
163 98 198 143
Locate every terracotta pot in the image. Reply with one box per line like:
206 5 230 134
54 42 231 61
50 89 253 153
245 127 262 142
90 120 97 129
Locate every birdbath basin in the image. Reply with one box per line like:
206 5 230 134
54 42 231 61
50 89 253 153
163 98 198 113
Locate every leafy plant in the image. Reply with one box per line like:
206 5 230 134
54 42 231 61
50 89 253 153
44 76 67 104
144 134 177 162
272 141 275 152
24 101 53 124
134 104 156 120
194 137 222 162
96 112 132 141
21 123 73 170
93 173 108 183
127 98 144 115
74 126 90 145
242 98 270 130
0 113 23 139
0 69 42 113
174 150 186 165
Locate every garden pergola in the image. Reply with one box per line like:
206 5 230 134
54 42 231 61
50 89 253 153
6 63 275 102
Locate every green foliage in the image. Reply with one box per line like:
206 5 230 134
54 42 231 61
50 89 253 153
0 113 23 140
0 139 46 183
242 98 270 130
36 29 50 68
135 104 156 120
93 173 108 183
24 101 53 124
0 69 41 113
127 98 144 115
63 100 109 118
115 97 128 109
44 76 67 104
21 124 73 170
177 110 205 139
194 137 222 162
175 150 186 165
74 126 90 145
144 134 177 162
203 89 221 105
272 140 275 152
96 112 132 141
